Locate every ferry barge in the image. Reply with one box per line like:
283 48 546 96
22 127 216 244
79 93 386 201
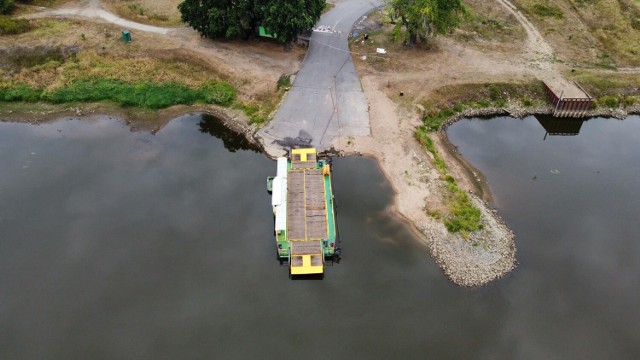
268 148 338 276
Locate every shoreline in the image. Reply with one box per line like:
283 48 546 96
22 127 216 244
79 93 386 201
2 102 639 286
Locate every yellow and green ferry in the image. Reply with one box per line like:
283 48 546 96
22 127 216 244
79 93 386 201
268 148 339 277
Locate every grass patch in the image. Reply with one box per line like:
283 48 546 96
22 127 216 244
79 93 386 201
234 94 281 125
0 83 43 102
531 4 564 19
415 127 482 234
110 1 182 26
568 69 640 98
234 102 268 124
276 74 291 90
0 78 236 109
0 15 30 34
422 82 546 131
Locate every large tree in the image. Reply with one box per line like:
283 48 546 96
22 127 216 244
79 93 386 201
178 0 259 39
1 0 14 14
389 0 467 46
178 0 324 44
261 0 325 44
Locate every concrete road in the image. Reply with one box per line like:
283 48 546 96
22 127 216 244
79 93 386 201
257 0 383 155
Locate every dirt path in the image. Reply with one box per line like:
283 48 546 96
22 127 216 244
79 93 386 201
495 0 586 97
26 1 171 34
23 1 303 98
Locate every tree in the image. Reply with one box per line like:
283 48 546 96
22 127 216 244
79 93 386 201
178 0 325 44
178 0 259 39
1 0 14 14
389 0 467 46
261 0 325 44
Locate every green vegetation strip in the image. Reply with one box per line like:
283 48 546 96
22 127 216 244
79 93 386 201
530 4 564 19
0 15 30 34
0 78 236 109
416 126 482 234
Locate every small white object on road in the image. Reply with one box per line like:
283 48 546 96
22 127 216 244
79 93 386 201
376 48 386 54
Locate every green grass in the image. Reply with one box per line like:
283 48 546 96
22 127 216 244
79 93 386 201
0 79 236 109
414 83 543 233
531 4 564 19
276 74 291 90
0 15 30 34
568 70 640 99
415 127 483 234
422 82 546 131
0 84 43 102
234 102 268 124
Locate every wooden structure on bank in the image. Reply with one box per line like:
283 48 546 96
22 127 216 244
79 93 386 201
544 81 594 118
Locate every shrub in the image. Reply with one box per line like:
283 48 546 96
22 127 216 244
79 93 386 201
597 95 619 108
276 74 291 90
199 80 236 106
0 15 30 34
0 0 14 15
0 84 43 102
0 78 237 109
531 4 564 19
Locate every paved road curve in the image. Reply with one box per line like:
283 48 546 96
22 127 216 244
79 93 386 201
258 0 383 155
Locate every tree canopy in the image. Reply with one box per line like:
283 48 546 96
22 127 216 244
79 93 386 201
389 0 467 46
178 0 325 44
1 0 14 14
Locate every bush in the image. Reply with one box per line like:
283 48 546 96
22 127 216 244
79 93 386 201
0 84 43 102
199 80 236 106
0 78 237 109
531 4 564 19
597 95 620 108
445 198 482 233
0 15 30 34
0 0 14 15
277 74 291 90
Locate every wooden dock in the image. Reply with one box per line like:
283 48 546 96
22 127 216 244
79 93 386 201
544 81 594 118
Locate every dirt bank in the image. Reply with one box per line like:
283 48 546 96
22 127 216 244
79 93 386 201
327 76 518 287
0 102 258 141
4 0 639 287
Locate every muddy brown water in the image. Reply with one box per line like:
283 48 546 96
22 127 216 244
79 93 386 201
0 113 638 359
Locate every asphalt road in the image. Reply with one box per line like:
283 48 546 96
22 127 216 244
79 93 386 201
257 0 383 155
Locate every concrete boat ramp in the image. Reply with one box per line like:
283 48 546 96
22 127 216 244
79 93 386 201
257 0 382 156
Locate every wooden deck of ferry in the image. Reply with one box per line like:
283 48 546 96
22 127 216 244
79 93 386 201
290 242 324 267
286 166 327 241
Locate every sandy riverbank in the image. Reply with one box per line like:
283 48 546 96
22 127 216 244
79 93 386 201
327 77 519 287
327 79 640 287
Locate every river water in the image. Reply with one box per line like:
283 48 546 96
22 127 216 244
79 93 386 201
0 114 638 359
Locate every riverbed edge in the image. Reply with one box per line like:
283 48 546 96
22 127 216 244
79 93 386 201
2 103 638 287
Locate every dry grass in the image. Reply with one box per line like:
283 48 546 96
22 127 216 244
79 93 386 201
567 69 640 96
511 0 640 67
455 0 526 52
423 80 547 110
0 19 221 91
103 0 184 26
